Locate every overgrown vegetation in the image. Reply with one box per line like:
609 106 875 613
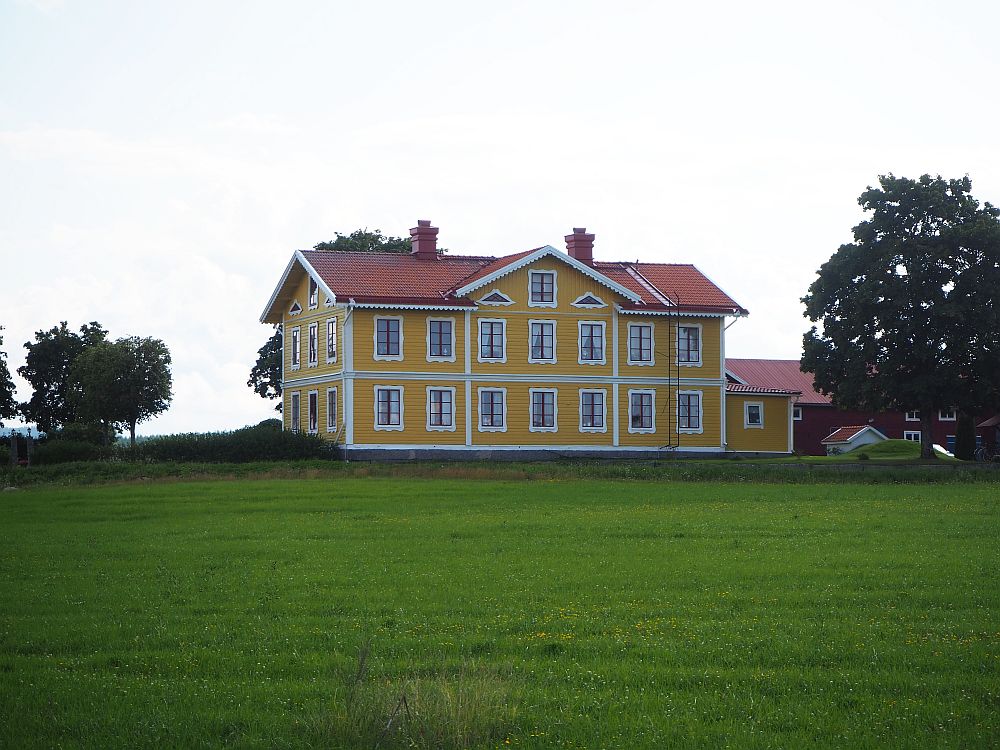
1 478 997 748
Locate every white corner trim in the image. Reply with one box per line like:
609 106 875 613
577 320 607 365
477 318 507 364
626 321 655 367
677 389 704 434
528 387 559 432
373 384 405 431
527 268 558 308
425 385 458 432
426 316 457 363
743 400 765 429
527 319 558 364
578 388 608 433
372 315 404 362
477 386 508 432
627 388 656 434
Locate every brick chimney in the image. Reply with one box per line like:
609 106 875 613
410 219 439 260
565 227 595 266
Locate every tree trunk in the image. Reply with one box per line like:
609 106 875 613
954 413 977 461
129 421 136 449
920 409 935 459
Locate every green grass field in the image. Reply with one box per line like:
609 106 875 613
1 476 998 748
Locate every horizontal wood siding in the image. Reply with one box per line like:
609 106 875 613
617 386 722 448
617 315 721 377
284 376 343 440
351 310 466 374
282 273 345 380
726 395 791 452
353 379 466 445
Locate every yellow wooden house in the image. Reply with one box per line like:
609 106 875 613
260 221 797 458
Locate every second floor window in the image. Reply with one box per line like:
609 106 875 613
579 322 604 363
529 271 555 305
480 320 505 361
376 318 402 359
428 319 453 359
629 324 653 364
308 323 318 366
326 319 337 362
290 327 300 369
678 326 700 364
529 321 555 362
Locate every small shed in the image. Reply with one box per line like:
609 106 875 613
820 425 888 455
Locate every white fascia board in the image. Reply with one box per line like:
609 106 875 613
724 369 749 385
349 301 477 312
616 306 730 318
454 245 642 303
259 251 337 323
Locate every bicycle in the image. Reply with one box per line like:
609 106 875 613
974 445 997 463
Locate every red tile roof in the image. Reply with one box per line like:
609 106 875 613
726 359 830 405
725 383 800 395
632 263 746 312
821 426 869 444
450 249 540 289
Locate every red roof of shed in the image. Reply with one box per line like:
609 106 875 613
726 359 829 405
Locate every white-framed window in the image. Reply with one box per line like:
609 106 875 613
478 319 507 363
326 318 337 363
579 389 607 433
289 391 300 433
678 390 703 433
938 408 956 421
426 317 456 362
528 269 557 307
572 293 606 308
307 390 319 434
793 406 803 421
326 387 338 432
578 321 606 365
744 401 764 429
290 326 301 370
308 322 318 367
628 389 655 433
529 388 558 432
905 410 920 422
308 276 318 309
426 386 456 431
477 289 514 306
904 430 921 443
478 387 507 432
528 320 557 363
374 386 404 431
374 316 403 361
627 323 654 366
677 324 701 366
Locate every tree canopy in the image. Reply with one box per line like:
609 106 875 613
0 327 18 428
312 227 446 254
18 321 108 433
70 336 173 447
802 174 1000 458
247 329 283 412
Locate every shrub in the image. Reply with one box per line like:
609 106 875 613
122 421 334 463
857 452 870 461
32 440 111 466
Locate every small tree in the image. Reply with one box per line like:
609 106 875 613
802 174 1000 459
70 337 173 447
248 329 283 412
0 327 18 428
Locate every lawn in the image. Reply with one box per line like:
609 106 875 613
1 477 998 749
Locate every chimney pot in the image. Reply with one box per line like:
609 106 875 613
565 226 595 266
410 219 439 260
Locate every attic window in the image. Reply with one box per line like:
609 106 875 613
478 290 514 306
288 300 302 316
324 296 334 307
572 293 606 308
308 277 319 309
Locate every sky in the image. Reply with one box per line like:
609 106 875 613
2 0 999 435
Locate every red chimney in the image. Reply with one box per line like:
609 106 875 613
565 227 595 266
410 219 439 260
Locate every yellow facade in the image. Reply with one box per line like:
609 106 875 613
725 394 793 453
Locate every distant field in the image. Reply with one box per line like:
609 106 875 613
1 478 998 748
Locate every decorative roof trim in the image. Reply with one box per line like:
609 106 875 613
454 245 642 303
259 250 337 323
616 306 730 318
571 292 607 309
724 368 749 385
348 300 479 312
477 289 515 306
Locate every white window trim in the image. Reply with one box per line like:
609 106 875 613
477 387 508 432
528 387 558 433
938 408 956 421
326 317 338 364
578 388 608 433
793 406 803 421
571 292 607 309
373 316 404 362
905 410 920 422
677 323 703 367
477 289 514 306
307 389 319 434
326 387 338 432
308 276 319 310
324 296 334 307
307 322 319 368
477 318 507 364
527 269 558 308
677 389 704 434
373 385 405 431
577 320 607 366
527 319 558 365
289 391 300 433
904 430 921 442
626 322 655 367
426 386 457 432
743 400 764 429
627 388 656 434
290 326 301 371
426 317 457 363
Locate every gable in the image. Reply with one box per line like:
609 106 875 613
260 251 338 324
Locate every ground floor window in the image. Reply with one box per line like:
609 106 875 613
744 401 763 428
793 406 803 421
326 388 337 432
289 391 300 433
530 389 557 431
903 430 921 443
479 388 506 431
375 386 403 430
579 389 606 432
628 390 655 432
427 387 455 430
678 391 702 432
307 390 318 433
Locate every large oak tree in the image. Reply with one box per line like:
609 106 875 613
802 174 1000 458
0 327 17 428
